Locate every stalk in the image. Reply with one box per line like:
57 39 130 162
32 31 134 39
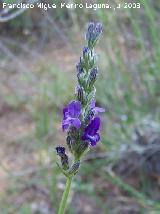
58 176 73 214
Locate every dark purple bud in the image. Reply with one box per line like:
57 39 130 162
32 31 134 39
56 146 65 155
76 63 84 74
83 46 90 58
88 67 98 87
86 22 103 49
88 22 95 33
56 146 69 170
95 23 103 37
91 67 98 76
77 85 85 103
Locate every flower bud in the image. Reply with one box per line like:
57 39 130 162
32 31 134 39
61 154 69 170
88 67 98 88
86 22 95 41
83 46 90 59
86 22 103 49
69 160 80 175
56 146 69 170
95 23 103 38
56 146 65 155
76 63 84 74
76 86 85 104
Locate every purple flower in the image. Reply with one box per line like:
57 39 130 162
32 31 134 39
91 100 105 114
62 100 81 130
82 117 101 146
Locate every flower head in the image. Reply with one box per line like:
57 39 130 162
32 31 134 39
62 100 81 130
57 23 104 176
82 117 101 146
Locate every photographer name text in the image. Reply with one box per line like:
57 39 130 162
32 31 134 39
2 2 141 11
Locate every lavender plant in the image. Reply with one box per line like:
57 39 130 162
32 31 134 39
56 22 104 214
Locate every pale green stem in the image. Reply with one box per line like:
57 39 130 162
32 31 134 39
58 176 73 214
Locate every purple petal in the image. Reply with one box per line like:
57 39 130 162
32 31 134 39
94 107 105 113
90 133 100 146
68 100 81 118
62 118 70 131
63 107 68 120
82 133 100 146
90 100 96 109
90 100 105 114
71 118 81 129
85 117 100 135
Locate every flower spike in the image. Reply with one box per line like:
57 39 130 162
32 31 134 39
56 22 105 214
56 21 104 174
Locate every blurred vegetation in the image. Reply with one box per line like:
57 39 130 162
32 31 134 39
0 0 160 213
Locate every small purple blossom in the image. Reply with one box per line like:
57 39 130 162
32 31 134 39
62 100 81 130
91 100 105 114
82 117 101 146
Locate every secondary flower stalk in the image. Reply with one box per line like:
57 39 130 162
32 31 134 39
56 22 104 214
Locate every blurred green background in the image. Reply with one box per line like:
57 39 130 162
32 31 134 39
0 0 160 213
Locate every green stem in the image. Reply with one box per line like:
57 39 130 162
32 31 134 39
58 177 73 214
